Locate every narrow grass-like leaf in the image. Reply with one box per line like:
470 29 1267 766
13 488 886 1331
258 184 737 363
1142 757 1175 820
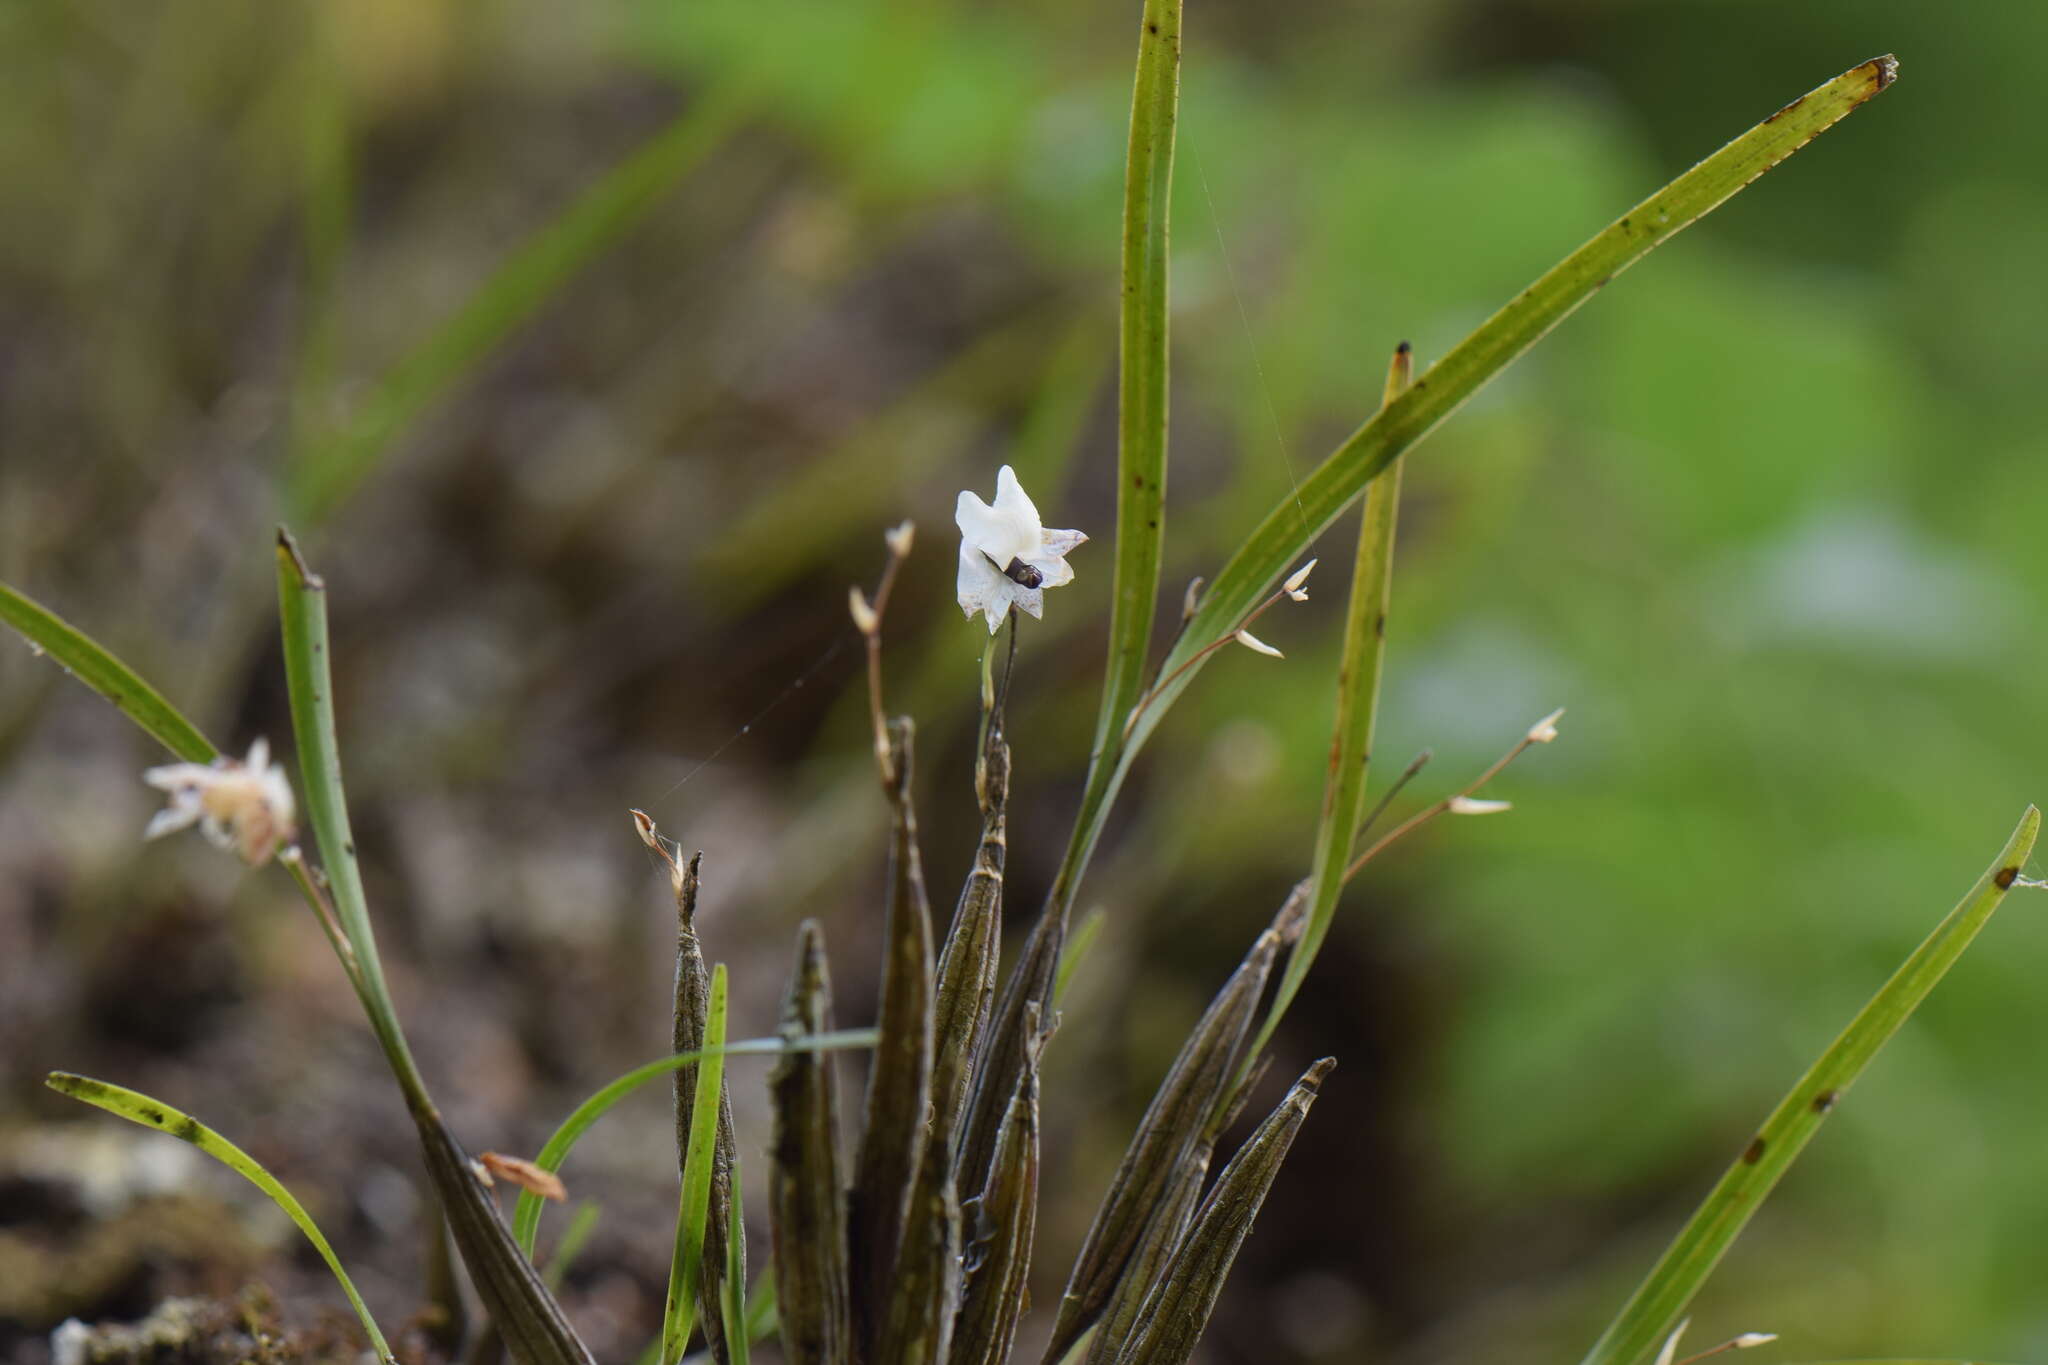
0 582 217 762
513 1029 877 1257
1071 0 1181 904
721 1157 750 1365
768 923 850 1365
1253 343 1413 1063
1085 57 1902 899
1054 907 1107 1009
46 1073 393 1364
279 531 591 1363
1045 928 1279 1362
670 851 741 1365
744 1268 778 1345
275 531 422 1097
1580 807 2040 1365
544 1203 602 1292
664 964 732 1365
1113 1058 1336 1365
933 738 1008 1143
954 1021 1047 1365
286 81 752 523
849 719 936 1351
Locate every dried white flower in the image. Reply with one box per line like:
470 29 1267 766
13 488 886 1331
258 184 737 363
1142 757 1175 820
1283 559 1316 601
955 465 1085 632
885 520 916 559
1527 707 1564 744
1448 795 1511 815
1233 629 1284 658
848 585 879 636
142 738 295 865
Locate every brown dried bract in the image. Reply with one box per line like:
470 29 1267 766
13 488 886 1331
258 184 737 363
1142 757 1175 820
479 1152 568 1203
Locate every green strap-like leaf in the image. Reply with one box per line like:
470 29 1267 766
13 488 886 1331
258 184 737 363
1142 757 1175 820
278 531 592 1364
46 1072 393 1364
664 964 733 1364
1112 1058 1336 1365
1135 58 1897 759
671 852 740 1365
768 924 850 1365
1579 806 2040 1365
1071 0 1182 909
721 1157 751 1365
0 581 217 763
275 531 423 1097
513 1028 879 1257
1067 56 1900 909
1253 344 1412 1062
545 1203 602 1292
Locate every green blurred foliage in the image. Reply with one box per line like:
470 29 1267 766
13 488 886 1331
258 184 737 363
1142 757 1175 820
3 0 2046 1362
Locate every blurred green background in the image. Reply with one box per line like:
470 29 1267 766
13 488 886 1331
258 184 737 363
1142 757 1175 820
4 0 2047 1361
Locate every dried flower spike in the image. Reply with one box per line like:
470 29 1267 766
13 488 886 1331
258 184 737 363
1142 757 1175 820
1233 629 1284 659
955 465 1086 632
1447 795 1511 815
142 738 295 865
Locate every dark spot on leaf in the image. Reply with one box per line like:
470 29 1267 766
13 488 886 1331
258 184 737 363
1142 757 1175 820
1742 1135 1766 1164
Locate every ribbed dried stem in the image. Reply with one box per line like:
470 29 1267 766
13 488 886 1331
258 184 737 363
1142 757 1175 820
768 923 850 1365
1044 928 1280 1363
953 1012 1049 1365
1112 1059 1336 1365
848 720 935 1357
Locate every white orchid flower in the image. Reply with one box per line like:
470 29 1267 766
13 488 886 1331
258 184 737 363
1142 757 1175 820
143 738 296 865
955 465 1086 632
